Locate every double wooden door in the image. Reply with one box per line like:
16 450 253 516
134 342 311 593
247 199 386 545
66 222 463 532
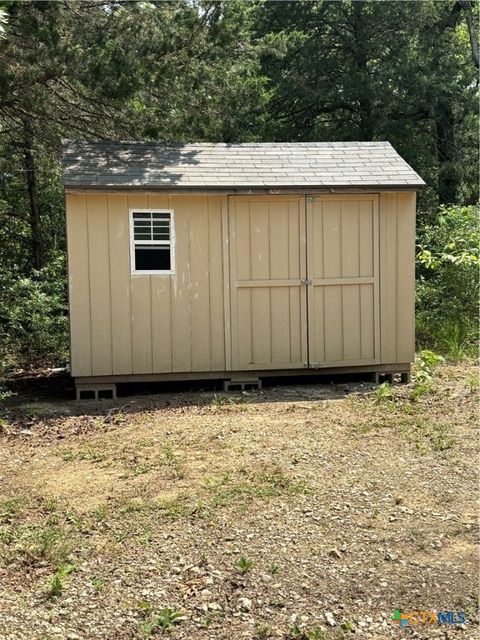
228 195 379 370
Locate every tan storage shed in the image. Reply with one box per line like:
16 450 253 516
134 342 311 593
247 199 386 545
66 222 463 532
62 141 424 399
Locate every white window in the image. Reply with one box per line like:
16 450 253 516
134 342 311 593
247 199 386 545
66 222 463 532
129 209 175 275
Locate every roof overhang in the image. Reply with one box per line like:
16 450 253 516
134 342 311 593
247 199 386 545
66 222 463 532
64 184 423 195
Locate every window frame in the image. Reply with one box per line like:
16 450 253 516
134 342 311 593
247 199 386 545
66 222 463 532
129 208 176 275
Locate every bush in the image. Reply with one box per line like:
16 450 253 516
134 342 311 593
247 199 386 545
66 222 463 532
416 204 479 359
0 252 68 372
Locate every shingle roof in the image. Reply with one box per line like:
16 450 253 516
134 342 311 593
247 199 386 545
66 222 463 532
62 141 425 190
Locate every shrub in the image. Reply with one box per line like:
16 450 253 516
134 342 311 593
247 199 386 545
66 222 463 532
416 204 479 358
0 251 68 372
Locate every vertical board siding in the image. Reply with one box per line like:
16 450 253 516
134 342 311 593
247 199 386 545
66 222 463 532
128 194 153 374
322 202 342 278
395 192 416 363
66 193 92 377
229 196 307 370
87 194 113 375
108 194 133 374
379 193 398 364
307 196 378 366
189 197 211 371
69 193 226 378
148 194 172 373
208 198 226 370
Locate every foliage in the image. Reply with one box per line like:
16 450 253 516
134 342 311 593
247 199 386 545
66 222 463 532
46 563 75 599
416 205 479 357
234 555 254 574
139 607 183 636
0 252 68 372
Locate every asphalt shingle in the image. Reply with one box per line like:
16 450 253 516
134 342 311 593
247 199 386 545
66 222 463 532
62 141 425 189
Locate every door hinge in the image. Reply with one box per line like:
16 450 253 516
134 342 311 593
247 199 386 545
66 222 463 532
307 196 315 204
301 278 312 285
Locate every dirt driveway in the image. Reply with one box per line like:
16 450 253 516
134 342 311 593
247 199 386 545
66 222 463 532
0 363 478 639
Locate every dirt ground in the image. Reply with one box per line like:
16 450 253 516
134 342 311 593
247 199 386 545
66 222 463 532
0 362 478 640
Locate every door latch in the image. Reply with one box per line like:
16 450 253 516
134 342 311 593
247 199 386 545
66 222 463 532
301 278 312 285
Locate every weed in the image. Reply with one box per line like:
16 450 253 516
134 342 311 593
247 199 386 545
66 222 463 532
255 623 273 638
410 380 432 401
46 563 75 599
90 504 109 522
137 600 153 614
163 446 185 480
414 350 444 384
339 619 355 633
288 624 325 640
430 423 455 451
132 462 153 477
269 563 280 575
234 556 254 574
91 577 107 593
139 607 183 636
139 529 153 546
210 393 237 408
468 374 479 394
374 382 395 404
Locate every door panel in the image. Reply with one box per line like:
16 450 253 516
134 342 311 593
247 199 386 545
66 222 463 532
229 196 307 370
307 195 380 367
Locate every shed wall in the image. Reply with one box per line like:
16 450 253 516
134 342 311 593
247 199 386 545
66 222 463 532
66 191 416 378
66 193 227 377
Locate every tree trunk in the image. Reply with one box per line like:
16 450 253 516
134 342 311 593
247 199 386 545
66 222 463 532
435 96 458 205
23 122 43 271
458 0 479 69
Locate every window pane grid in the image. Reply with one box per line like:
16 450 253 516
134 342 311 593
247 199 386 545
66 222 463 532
131 210 174 273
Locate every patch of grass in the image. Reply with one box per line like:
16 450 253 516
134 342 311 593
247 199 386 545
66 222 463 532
234 556 254 574
436 321 471 362
210 393 237 408
205 465 309 508
61 446 107 464
409 380 433 401
132 462 154 477
429 423 455 451
163 446 186 480
401 417 455 453
0 497 26 523
155 493 194 519
0 520 72 568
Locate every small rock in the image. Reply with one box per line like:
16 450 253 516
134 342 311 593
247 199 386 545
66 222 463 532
325 611 336 627
328 548 342 560
238 597 252 612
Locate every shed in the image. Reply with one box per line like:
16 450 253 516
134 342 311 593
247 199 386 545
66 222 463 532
62 141 424 399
